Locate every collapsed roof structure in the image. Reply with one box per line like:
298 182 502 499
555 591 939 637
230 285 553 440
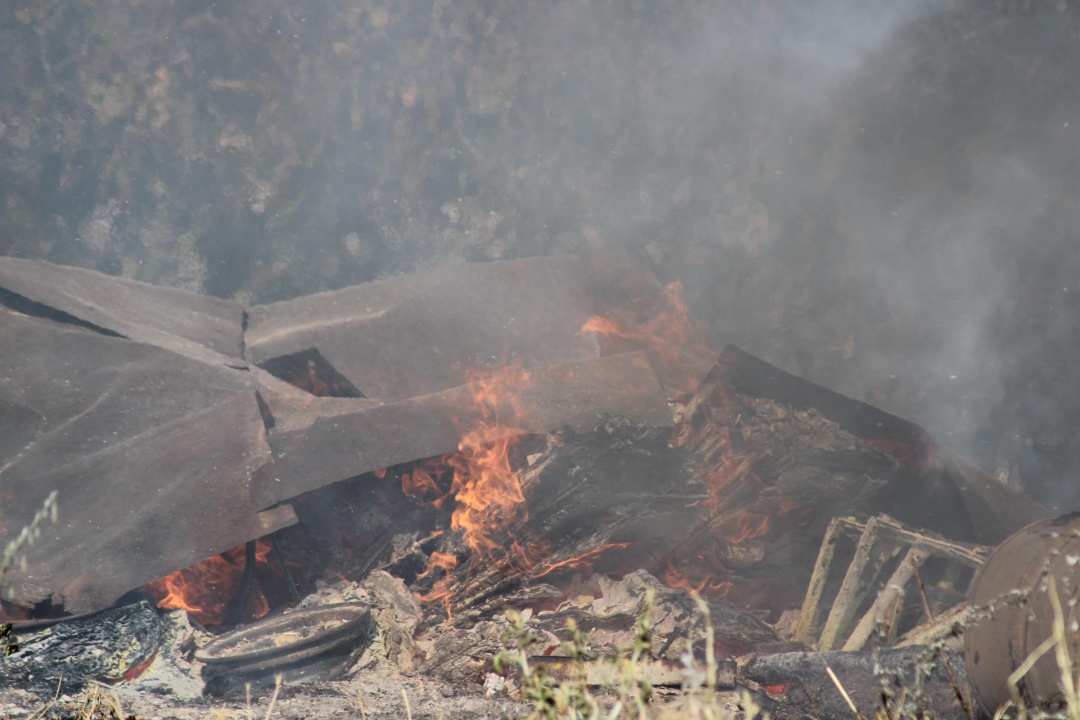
0 255 1047 619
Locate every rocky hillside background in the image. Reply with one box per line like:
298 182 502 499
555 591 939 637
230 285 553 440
2 0 1079 509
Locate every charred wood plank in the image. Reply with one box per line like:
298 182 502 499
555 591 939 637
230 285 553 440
741 645 975 720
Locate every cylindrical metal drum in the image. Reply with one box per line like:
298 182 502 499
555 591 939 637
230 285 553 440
965 513 1080 714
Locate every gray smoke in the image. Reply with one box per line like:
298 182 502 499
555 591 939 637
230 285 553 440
1 0 1078 508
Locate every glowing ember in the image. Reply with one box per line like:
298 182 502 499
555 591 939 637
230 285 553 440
532 542 630 579
865 435 942 470
401 458 445 503
143 539 273 626
761 681 800 698
715 511 770 545
417 551 459 616
663 562 733 599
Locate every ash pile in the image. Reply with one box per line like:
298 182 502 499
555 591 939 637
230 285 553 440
0 256 1071 720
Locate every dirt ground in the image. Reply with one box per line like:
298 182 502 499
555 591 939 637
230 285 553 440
0 671 528 720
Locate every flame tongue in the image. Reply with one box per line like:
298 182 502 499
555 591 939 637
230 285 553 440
448 427 527 562
582 280 714 393
408 367 537 616
144 540 273 626
445 366 534 568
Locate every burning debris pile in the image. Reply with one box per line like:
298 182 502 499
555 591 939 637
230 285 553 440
0 255 1062 716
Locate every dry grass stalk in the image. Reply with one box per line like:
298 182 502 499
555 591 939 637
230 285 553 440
825 663 865 720
262 675 283 720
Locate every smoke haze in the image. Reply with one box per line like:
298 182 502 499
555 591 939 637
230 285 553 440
1 0 1078 508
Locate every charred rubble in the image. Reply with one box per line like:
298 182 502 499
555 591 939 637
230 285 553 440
0 256 1068 720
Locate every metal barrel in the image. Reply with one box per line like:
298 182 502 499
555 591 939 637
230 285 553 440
964 513 1080 714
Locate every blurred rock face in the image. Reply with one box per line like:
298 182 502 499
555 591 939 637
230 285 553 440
1 1 1079 508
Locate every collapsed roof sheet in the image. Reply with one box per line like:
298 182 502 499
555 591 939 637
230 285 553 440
0 256 244 365
245 255 600 400
0 310 295 612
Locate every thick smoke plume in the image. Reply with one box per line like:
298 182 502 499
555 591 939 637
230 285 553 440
1 0 1078 508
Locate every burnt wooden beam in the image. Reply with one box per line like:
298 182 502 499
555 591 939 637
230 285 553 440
742 645 975 720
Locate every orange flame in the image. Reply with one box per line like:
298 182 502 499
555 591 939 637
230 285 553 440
143 540 273 626
698 438 753 514
444 366 532 566
583 281 703 349
380 365 539 616
417 551 460 617
417 551 459 579
663 562 733 599
401 460 445 502
582 281 713 392
532 542 630 579
716 511 770 545
448 430 526 558
382 285 806 615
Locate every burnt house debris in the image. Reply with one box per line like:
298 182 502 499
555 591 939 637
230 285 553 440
0 255 673 614
0 256 1073 717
